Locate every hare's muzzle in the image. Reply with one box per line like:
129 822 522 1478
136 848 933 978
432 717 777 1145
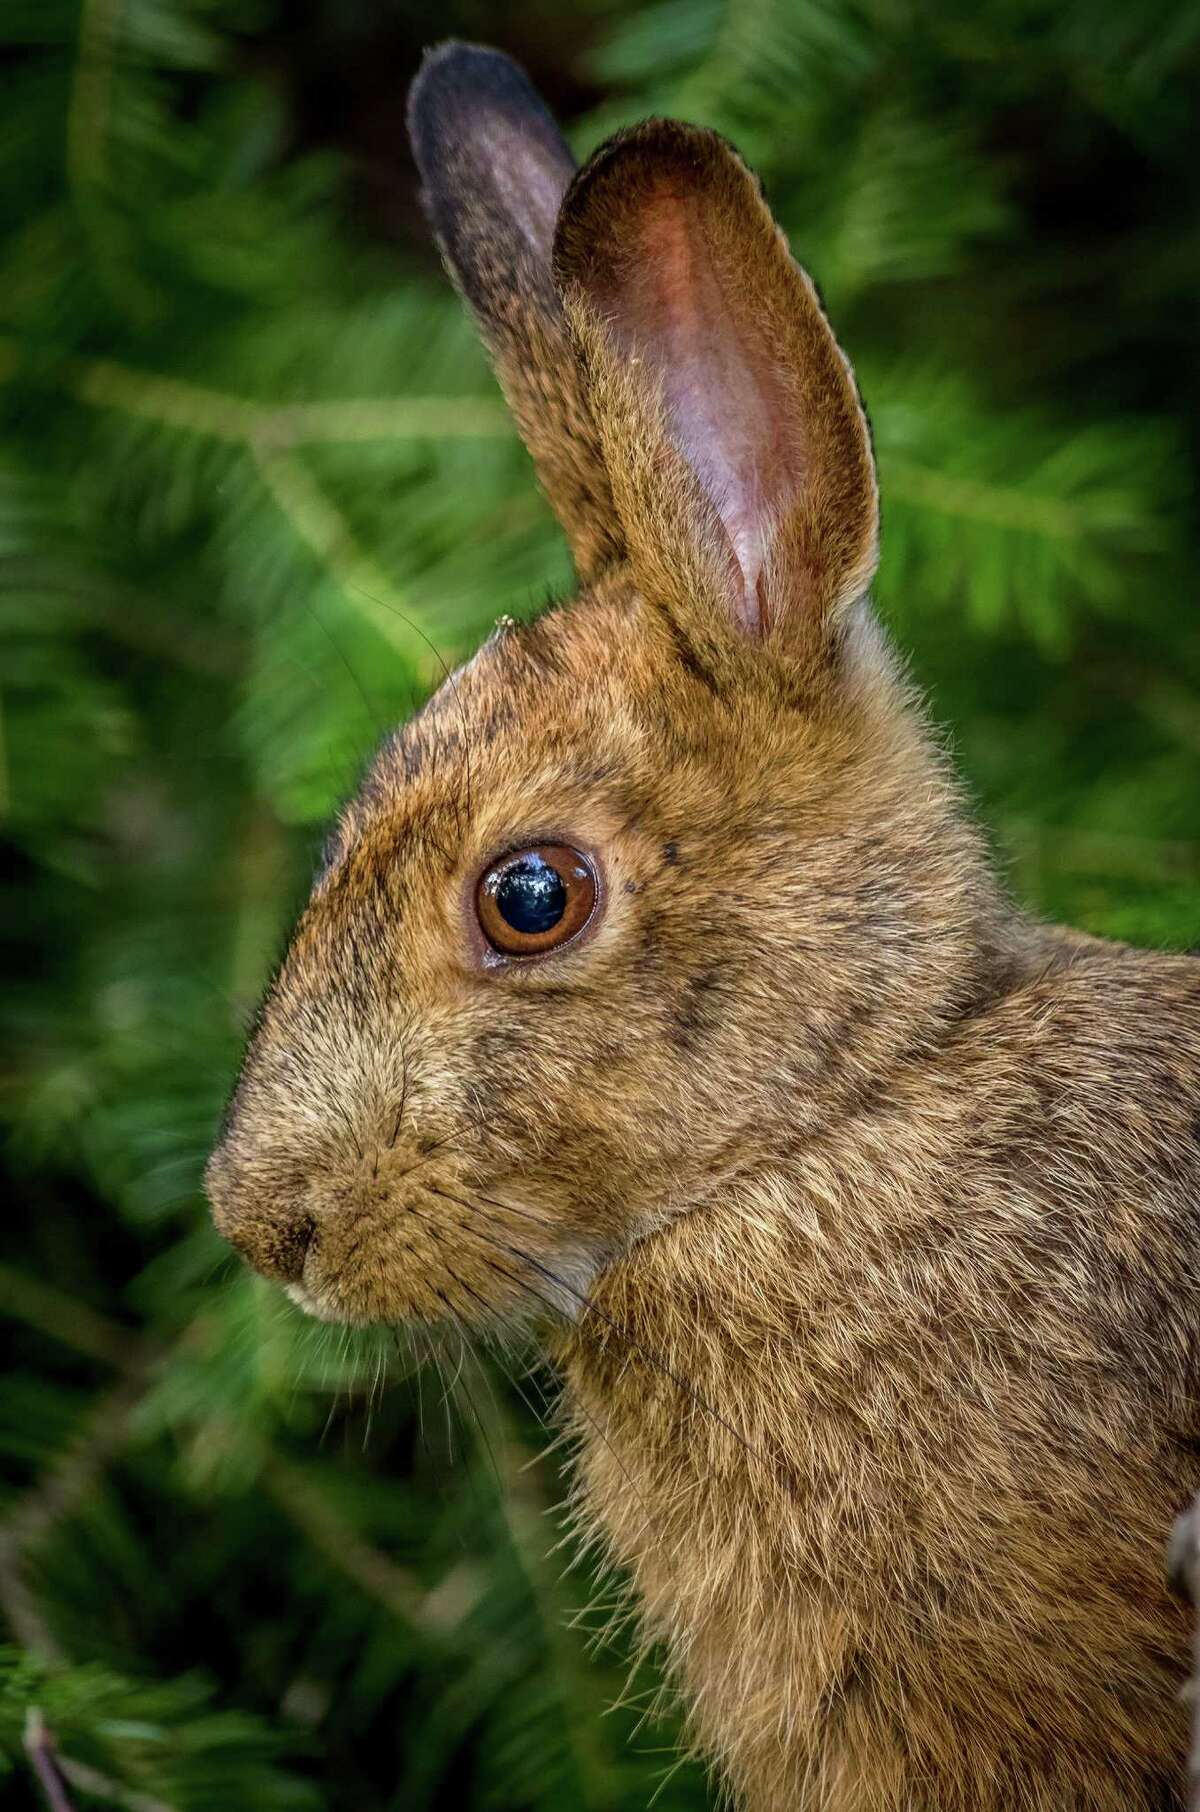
205 1144 315 1285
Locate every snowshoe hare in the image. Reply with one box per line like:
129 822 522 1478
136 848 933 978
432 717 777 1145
207 40 1200 1812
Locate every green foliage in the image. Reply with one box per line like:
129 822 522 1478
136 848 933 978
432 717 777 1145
1 1 1197 1807
1 1649 318 1810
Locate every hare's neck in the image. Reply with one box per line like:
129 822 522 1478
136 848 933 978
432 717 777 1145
557 1160 873 1526
554 1059 1001 1806
554 1158 903 1803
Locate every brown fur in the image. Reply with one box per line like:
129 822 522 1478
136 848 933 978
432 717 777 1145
207 42 1200 1812
406 43 621 581
553 120 878 641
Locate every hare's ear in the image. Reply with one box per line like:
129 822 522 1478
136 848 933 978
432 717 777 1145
553 122 878 652
407 43 621 582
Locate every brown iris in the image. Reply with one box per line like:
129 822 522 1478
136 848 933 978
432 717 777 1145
476 844 598 957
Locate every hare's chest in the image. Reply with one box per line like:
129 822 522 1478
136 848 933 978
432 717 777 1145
565 1351 1189 1812
565 1374 894 1801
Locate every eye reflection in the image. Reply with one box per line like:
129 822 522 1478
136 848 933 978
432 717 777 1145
494 854 567 935
477 845 598 957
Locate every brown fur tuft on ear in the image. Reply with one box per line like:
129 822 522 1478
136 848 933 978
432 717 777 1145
553 120 878 649
407 42 622 581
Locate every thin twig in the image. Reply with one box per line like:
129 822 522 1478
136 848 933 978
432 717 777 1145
248 443 428 662
258 1451 438 1633
0 338 511 447
0 1263 135 1369
0 1370 148 1661
24 1710 77 1812
26 1704 188 1812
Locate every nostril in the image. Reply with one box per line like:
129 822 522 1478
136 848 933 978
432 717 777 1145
227 1211 315 1285
276 1213 315 1285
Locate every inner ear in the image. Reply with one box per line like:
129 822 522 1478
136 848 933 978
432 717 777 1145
616 181 803 630
554 123 878 645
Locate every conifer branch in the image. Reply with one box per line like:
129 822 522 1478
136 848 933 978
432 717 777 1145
248 443 429 659
885 458 1089 540
65 0 156 320
26 1707 181 1812
79 357 510 447
67 0 122 217
0 1264 137 1369
55 1753 178 1812
0 339 511 447
0 1372 148 1661
2 4 1196 1806
259 1453 434 1632
0 1260 446 1651
0 686 9 822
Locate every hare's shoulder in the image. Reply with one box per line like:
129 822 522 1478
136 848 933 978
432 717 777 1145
817 938 1200 1312
903 937 1200 1338
984 931 1200 1117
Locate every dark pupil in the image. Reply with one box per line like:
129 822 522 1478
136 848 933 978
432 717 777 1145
495 855 566 935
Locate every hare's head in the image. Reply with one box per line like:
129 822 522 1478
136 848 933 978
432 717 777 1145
206 43 1000 1328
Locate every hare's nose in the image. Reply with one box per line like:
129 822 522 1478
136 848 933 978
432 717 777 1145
224 1211 315 1285
205 1146 316 1285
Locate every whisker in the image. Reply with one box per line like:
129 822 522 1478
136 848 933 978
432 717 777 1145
362 1337 389 1452
305 595 382 741
413 1326 431 1462
421 1219 657 1532
426 1180 546 1230
350 587 474 833
441 1271 658 1569
318 1325 349 1448
427 1323 454 1462
450 1333 508 1506
445 1264 563 1444
437 1319 468 1414
432 1187 775 1476
423 1299 510 1516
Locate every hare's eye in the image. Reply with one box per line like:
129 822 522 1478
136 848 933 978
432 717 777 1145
477 845 598 958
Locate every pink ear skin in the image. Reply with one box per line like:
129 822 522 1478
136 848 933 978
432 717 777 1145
406 42 622 582
553 121 879 654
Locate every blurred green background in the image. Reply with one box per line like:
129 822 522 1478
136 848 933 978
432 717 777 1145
1 1 1197 1807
